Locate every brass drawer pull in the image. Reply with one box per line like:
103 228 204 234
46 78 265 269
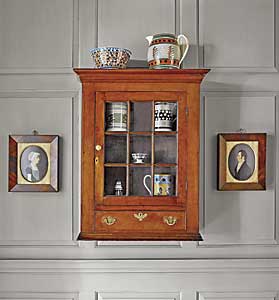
134 212 148 221
163 216 177 226
102 216 117 225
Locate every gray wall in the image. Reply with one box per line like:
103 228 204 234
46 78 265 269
0 0 279 298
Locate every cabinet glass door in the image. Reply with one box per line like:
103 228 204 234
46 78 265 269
95 92 187 206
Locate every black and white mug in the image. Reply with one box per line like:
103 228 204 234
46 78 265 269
154 102 176 131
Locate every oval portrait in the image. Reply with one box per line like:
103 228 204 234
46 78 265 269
228 143 255 181
20 146 48 183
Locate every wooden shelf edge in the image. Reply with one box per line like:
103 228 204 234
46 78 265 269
78 232 203 241
74 68 210 84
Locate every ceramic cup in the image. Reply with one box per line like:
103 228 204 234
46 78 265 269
143 174 175 196
106 102 128 131
154 102 176 131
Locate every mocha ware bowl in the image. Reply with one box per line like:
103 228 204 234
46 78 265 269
131 153 149 164
90 47 132 69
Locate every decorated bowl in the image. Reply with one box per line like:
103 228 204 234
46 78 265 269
90 47 132 69
131 153 149 164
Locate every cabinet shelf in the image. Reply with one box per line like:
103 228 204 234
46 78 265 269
105 131 178 135
104 163 177 167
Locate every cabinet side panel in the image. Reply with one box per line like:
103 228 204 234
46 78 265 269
186 83 200 233
81 83 95 233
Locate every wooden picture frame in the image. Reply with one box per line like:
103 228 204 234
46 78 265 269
9 135 59 192
218 133 266 191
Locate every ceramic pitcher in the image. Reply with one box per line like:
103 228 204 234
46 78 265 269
146 33 189 69
143 174 175 196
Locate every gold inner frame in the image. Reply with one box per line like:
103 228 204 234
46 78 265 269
17 143 51 185
226 141 259 183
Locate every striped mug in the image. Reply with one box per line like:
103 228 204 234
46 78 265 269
106 102 128 131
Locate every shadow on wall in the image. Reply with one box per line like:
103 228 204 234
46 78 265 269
127 60 148 68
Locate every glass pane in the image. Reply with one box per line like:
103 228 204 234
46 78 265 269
129 167 152 196
105 135 127 163
154 102 177 131
104 167 126 196
105 102 128 131
130 101 152 132
130 135 151 164
154 167 177 196
155 135 177 164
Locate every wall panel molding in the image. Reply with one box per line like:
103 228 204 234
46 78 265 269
0 292 79 300
276 95 279 243
79 0 97 68
180 0 199 68
95 241 183 248
0 91 80 245
1 259 279 274
97 0 175 63
0 0 79 74
199 0 278 72
200 93 277 247
198 292 278 300
96 292 181 300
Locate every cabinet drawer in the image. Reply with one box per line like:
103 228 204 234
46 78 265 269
95 211 186 231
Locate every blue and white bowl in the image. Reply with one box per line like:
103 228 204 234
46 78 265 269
90 47 132 69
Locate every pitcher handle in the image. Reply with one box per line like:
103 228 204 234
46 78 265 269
143 175 152 196
177 34 189 67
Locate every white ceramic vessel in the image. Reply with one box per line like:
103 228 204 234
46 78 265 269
143 174 175 196
90 47 132 69
146 33 189 69
106 102 128 131
154 102 176 131
131 153 149 164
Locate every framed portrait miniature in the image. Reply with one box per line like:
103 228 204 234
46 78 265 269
9 135 59 192
218 133 266 191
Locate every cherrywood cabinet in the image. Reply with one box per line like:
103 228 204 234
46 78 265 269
74 69 209 240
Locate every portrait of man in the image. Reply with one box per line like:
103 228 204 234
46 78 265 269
228 143 256 182
233 149 253 180
20 145 49 183
218 133 266 190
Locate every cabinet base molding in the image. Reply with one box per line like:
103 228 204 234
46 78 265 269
78 232 203 241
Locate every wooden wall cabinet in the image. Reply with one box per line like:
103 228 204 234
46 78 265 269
74 69 209 240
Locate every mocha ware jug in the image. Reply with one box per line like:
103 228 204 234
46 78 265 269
146 33 189 69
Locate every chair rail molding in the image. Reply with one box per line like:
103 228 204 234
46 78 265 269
1 259 279 274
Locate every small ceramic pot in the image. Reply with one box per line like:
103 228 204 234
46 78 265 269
106 102 128 131
143 174 175 196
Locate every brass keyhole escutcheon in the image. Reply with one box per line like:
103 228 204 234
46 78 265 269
134 212 148 221
95 144 102 151
95 157 99 164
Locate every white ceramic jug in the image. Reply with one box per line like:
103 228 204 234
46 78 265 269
146 33 189 69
